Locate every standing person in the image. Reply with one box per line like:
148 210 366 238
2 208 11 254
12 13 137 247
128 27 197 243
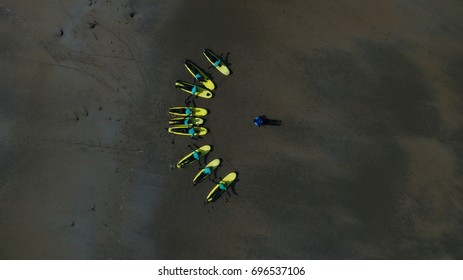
254 115 266 127
254 115 282 127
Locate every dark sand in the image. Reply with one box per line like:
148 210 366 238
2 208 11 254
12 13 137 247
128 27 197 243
1 0 463 259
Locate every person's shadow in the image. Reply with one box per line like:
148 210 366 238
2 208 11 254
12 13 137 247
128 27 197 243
260 115 282 126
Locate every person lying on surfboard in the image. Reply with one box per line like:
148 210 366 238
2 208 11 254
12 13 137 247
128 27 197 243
183 116 191 125
189 127 196 138
188 144 202 166
194 73 203 82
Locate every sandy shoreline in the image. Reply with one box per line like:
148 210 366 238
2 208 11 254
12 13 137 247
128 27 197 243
1 0 463 259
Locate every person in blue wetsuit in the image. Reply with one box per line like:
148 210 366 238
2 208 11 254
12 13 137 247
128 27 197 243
188 144 202 168
191 85 197 95
192 150 200 160
185 107 192 115
195 73 202 81
183 116 191 125
188 127 196 138
254 115 265 127
214 59 221 67
219 182 227 191
204 167 211 175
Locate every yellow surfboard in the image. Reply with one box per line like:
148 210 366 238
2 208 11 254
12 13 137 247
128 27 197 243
175 81 213 99
193 158 221 184
168 125 208 137
168 107 208 117
176 144 211 168
203 49 230 76
184 59 215 90
169 116 204 126
206 172 237 202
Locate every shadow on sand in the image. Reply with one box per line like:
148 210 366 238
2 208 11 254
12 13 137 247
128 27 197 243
259 115 282 126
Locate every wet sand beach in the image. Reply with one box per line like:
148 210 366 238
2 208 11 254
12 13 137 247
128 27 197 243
1 0 463 259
